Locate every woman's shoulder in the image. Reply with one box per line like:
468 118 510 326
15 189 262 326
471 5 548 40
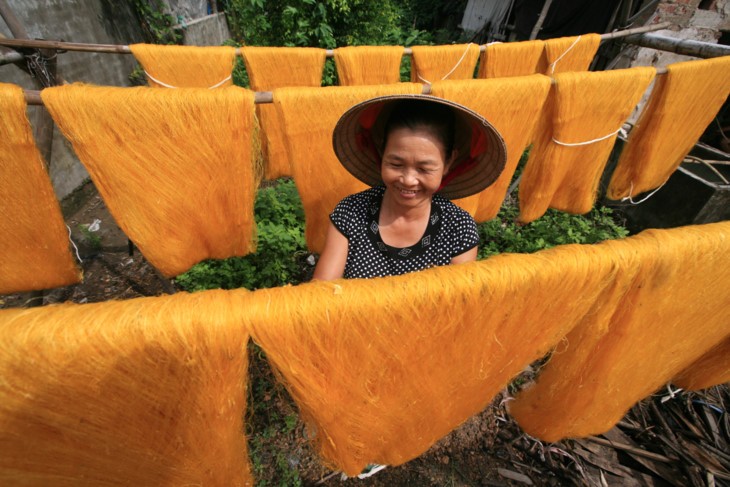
336 186 384 210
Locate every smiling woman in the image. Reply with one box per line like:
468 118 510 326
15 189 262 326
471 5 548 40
314 95 507 280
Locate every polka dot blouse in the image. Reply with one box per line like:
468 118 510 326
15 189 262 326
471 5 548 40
330 186 479 279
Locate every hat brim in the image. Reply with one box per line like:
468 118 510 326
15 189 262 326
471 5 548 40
332 94 507 200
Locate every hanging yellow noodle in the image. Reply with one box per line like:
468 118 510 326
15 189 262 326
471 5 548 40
509 220 730 442
274 83 423 253
247 243 621 475
410 44 481 83
241 46 327 180
673 336 730 391
518 68 655 223
240 46 327 90
41 84 257 277
430 75 552 222
0 289 253 486
129 44 237 88
334 45 405 85
0 83 81 294
542 34 601 75
607 56 730 200
477 40 545 79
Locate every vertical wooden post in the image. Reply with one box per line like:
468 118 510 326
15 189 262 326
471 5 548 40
529 0 554 40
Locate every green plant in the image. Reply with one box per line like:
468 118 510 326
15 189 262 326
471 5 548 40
247 343 305 486
128 65 147 86
224 0 430 49
175 179 307 292
77 224 102 251
478 204 629 260
129 0 181 44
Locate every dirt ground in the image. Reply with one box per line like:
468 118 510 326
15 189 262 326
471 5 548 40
2 181 728 486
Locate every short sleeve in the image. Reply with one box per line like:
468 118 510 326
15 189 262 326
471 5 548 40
330 196 356 239
447 206 479 257
455 216 479 256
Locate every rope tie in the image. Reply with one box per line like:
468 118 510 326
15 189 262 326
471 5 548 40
143 70 232 89
549 35 582 74
551 126 626 147
417 43 474 85
621 180 666 205
66 224 83 264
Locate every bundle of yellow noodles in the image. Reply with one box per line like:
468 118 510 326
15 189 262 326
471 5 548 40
42 84 258 277
509 220 730 442
240 46 327 90
334 46 404 85
542 34 600 75
673 336 730 391
273 83 423 253
129 44 237 88
607 56 730 200
241 46 327 180
518 68 655 223
477 40 545 79
0 289 253 486
0 83 81 294
430 75 552 222
410 44 480 83
246 245 623 475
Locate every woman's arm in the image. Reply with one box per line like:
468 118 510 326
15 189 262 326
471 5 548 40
451 246 478 265
312 222 349 281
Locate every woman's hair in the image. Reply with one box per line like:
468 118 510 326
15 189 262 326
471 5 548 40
382 100 456 157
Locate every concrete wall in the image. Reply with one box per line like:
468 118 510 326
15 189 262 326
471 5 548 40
0 0 230 200
616 0 730 68
0 0 145 199
179 12 229 46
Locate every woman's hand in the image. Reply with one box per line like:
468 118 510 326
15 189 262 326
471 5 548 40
312 222 348 281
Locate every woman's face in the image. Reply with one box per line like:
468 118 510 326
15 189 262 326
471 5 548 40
380 126 454 209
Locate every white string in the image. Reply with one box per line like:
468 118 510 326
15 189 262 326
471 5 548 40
143 70 232 89
416 43 474 85
551 127 622 147
621 180 667 205
356 464 387 479
549 35 582 74
66 224 83 264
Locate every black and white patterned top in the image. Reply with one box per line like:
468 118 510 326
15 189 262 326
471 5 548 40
330 186 479 279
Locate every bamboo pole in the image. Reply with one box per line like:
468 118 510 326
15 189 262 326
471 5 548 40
21 66 670 106
624 32 730 58
0 0 29 38
0 22 672 56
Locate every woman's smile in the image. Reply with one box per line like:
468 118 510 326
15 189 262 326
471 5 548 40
380 126 453 209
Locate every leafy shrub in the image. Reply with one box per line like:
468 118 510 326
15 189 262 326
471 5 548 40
223 0 432 49
175 179 307 292
478 204 629 259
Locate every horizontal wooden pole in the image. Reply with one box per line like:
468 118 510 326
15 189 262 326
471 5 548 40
22 67 668 106
624 32 730 58
0 22 671 57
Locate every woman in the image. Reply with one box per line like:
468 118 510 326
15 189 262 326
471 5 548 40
314 95 506 280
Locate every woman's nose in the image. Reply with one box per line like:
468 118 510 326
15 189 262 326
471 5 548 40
400 169 417 185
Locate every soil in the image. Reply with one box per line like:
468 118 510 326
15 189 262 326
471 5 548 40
2 181 728 486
